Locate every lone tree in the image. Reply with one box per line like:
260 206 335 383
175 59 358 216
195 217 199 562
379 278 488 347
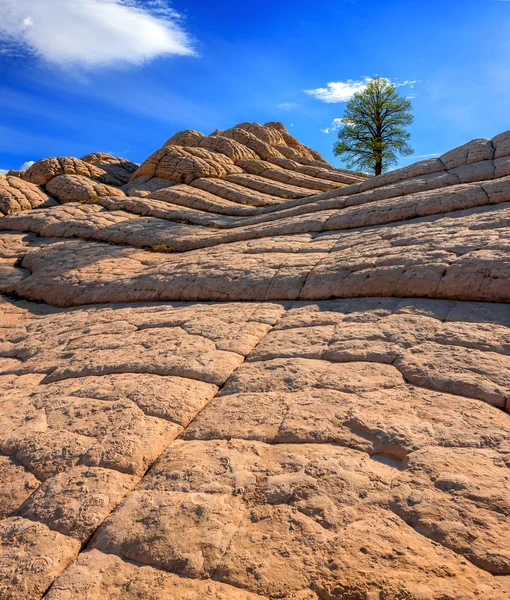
333 77 413 176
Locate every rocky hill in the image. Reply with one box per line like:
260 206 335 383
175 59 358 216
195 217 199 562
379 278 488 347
0 122 509 600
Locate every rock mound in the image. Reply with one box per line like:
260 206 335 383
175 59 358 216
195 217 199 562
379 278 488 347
0 122 509 600
0 175 57 216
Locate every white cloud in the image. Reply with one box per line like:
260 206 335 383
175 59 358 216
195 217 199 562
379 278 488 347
306 77 418 103
413 153 440 159
0 0 194 68
0 161 34 174
306 78 372 103
321 117 344 134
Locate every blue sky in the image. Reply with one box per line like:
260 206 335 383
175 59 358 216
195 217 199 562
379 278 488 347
1 0 509 173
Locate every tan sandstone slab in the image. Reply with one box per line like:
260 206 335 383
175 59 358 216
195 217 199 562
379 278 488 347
0 517 80 600
17 466 137 542
45 549 265 600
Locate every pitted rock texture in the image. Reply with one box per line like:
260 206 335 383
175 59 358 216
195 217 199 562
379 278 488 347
0 175 57 216
0 123 509 600
22 157 110 187
45 175 125 204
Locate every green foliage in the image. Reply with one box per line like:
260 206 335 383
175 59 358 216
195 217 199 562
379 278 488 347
333 77 414 176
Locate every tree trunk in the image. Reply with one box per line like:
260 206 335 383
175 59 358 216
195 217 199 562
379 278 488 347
374 125 383 176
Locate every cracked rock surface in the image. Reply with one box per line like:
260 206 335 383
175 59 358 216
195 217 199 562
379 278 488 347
0 122 509 599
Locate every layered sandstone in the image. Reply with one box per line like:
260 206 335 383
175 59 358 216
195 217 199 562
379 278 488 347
0 122 509 600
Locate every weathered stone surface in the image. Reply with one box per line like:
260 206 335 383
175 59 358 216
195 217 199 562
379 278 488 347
41 372 217 424
80 153 138 185
493 130 510 159
184 134 260 162
22 157 109 187
2 200 508 306
132 145 243 184
92 490 245 577
121 175 175 196
96 439 509 597
46 175 125 203
0 456 40 519
0 126 509 599
236 159 337 191
223 126 287 160
18 466 137 541
0 517 79 600
0 175 56 215
185 358 510 445
214 508 498 599
45 549 265 599
0 301 283 384
163 128 205 147
390 447 510 574
225 172 317 197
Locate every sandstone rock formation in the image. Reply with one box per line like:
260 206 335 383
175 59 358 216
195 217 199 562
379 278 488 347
0 122 509 600
0 175 57 216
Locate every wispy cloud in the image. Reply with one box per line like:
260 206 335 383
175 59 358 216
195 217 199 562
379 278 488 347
0 169 9 175
306 77 418 103
397 80 418 88
0 0 195 68
413 153 440 159
277 102 300 110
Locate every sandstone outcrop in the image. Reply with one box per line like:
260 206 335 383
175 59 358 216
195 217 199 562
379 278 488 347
80 152 138 185
0 175 56 216
0 122 509 600
45 175 125 204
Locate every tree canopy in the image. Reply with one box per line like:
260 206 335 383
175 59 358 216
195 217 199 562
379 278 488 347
333 77 414 176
